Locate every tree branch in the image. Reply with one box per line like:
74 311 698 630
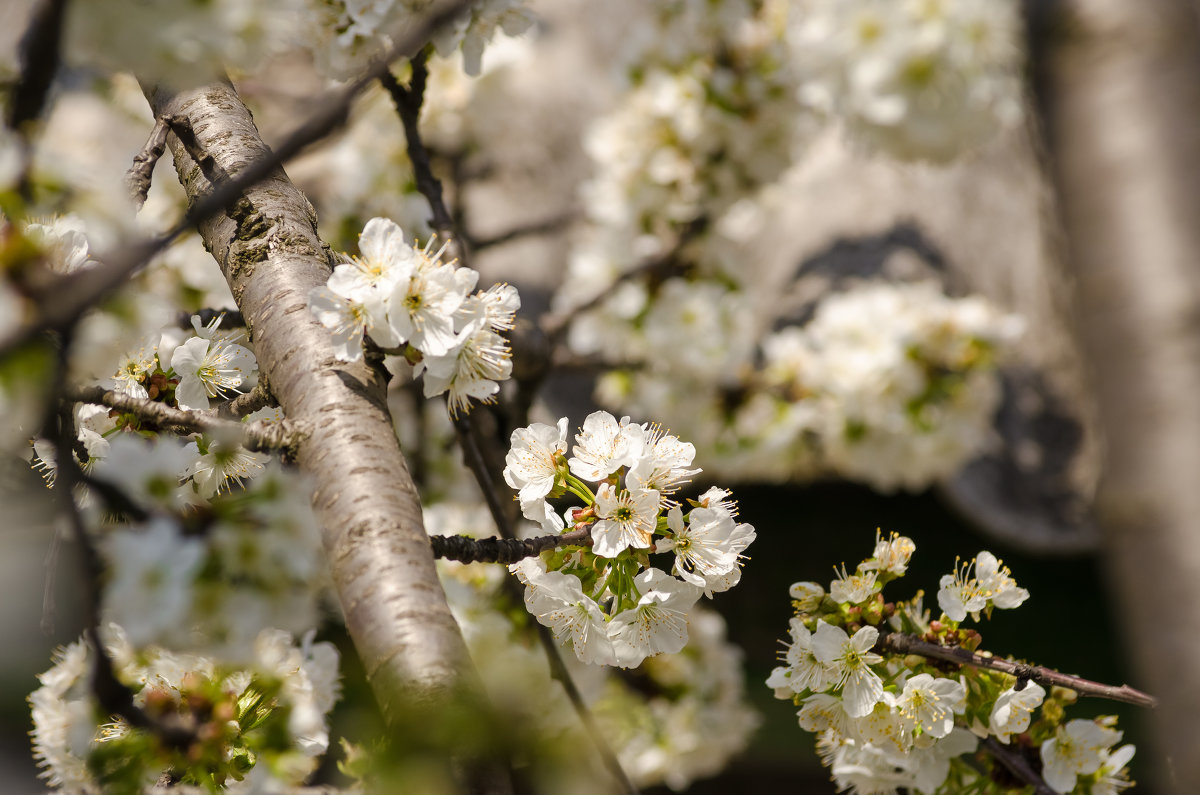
67 385 304 454
430 527 593 564
8 0 67 131
125 115 172 209
879 631 1157 708
146 78 501 761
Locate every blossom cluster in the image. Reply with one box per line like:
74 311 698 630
574 279 1022 491
559 0 1028 495
756 280 1025 489
503 410 755 668
8 214 269 499
308 216 519 416
789 0 1025 162
30 624 339 794
424 501 759 792
768 532 1135 794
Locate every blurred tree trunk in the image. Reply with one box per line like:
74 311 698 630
1039 0 1200 789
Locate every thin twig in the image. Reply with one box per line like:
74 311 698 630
449 411 638 795
880 631 1158 708
380 52 466 266
0 0 475 357
68 385 306 454
431 526 593 564
982 737 1056 795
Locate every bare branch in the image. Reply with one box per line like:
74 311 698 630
430 527 593 564
67 385 305 454
381 52 467 266
125 115 172 209
879 631 1157 708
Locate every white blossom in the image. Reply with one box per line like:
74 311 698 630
569 410 647 482
988 681 1045 743
503 418 569 504
101 518 205 648
810 621 884 718
591 483 660 558
521 568 617 666
170 335 257 411
1040 718 1123 794
608 569 702 668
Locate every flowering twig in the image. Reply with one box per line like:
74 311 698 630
879 631 1157 708
982 737 1056 795
0 0 475 357
447 417 638 795
383 49 637 793
430 526 593 564
68 385 307 454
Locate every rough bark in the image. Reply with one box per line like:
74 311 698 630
147 82 476 722
1040 0 1200 790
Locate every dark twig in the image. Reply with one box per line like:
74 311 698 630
68 385 305 454
388 42 636 793
0 0 474 357
880 631 1158 708
125 115 172 209
431 527 593 564
982 737 1056 795
380 51 467 266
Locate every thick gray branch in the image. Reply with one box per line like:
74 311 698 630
147 82 477 722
